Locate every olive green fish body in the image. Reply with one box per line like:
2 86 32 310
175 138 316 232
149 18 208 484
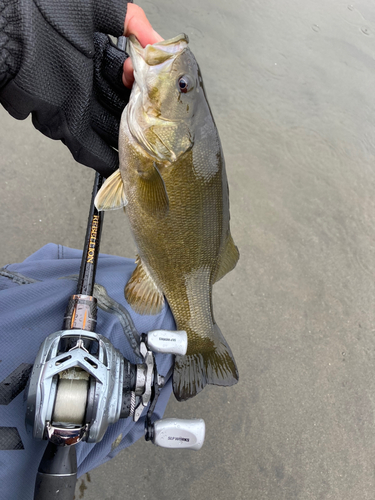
96 34 239 400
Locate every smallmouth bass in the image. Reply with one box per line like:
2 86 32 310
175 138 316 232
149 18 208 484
95 34 239 401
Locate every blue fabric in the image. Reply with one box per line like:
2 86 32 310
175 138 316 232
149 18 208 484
0 244 175 500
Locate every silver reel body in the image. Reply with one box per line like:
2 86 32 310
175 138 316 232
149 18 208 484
26 329 124 444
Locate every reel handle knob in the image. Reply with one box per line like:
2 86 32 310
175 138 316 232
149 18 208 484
146 330 188 356
151 418 205 450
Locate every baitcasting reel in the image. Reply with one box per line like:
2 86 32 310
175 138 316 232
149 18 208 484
26 172 205 500
26 326 205 449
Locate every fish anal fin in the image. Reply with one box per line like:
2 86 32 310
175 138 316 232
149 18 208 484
94 169 128 211
173 324 239 401
125 256 165 315
138 163 169 216
214 233 240 283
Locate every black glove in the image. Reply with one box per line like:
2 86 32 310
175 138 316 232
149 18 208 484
0 0 132 177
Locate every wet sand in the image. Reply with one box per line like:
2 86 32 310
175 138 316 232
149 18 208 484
1 0 375 498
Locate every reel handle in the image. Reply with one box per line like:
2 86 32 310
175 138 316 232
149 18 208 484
146 330 188 355
150 418 205 450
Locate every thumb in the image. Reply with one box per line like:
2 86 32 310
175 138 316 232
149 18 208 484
123 4 163 88
124 4 163 47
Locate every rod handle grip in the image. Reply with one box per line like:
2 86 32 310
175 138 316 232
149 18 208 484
34 442 77 500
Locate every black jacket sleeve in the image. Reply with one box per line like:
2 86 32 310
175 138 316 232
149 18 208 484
0 0 132 177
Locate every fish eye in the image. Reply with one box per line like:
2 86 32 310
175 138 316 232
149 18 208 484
178 75 193 93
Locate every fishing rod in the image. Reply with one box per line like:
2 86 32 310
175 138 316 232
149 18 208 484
26 170 205 500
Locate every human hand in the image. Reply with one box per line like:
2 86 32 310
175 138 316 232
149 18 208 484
0 1 162 178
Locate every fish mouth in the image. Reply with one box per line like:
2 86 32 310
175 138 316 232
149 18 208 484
126 33 192 163
128 33 189 67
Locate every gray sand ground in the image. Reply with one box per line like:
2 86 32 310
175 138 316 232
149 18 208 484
2 0 375 498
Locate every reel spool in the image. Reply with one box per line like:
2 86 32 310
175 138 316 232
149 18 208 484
53 376 89 425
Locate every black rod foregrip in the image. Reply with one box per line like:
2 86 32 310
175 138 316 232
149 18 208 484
76 172 104 296
34 442 77 500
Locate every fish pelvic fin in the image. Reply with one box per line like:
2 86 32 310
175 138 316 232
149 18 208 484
213 233 240 283
94 169 128 211
173 324 239 401
125 256 165 315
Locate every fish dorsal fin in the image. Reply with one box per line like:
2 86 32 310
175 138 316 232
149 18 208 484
125 256 165 315
94 169 128 211
138 163 169 215
213 233 240 283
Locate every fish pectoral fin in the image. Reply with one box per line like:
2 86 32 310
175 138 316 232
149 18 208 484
137 163 169 215
125 256 165 315
94 169 128 211
213 233 240 283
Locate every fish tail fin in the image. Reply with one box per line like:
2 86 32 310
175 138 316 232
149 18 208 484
173 324 239 401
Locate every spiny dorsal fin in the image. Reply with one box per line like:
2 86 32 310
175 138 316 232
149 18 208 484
137 163 169 215
94 169 128 211
125 256 165 315
213 233 240 283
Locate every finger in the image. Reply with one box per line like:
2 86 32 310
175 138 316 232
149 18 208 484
124 4 163 47
94 33 131 105
123 5 164 88
123 58 134 88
